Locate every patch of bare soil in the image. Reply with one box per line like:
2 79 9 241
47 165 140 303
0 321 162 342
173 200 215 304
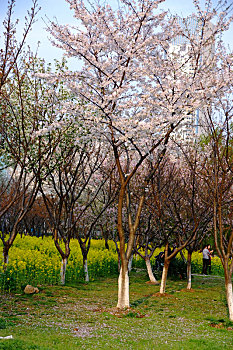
146 281 160 285
180 288 196 292
210 323 233 331
152 292 173 298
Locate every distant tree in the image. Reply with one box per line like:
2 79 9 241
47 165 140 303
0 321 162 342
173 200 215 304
74 159 118 282
177 147 212 290
39 137 114 284
21 196 50 238
134 211 160 284
200 92 233 320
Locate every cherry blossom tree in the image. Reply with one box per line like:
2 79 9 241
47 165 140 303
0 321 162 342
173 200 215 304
176 146 212 290
134 212 160 284
39 138 114 284
76 161 119 282
0 54 71 267
43 0 233 308
0 0 39 91
200 86 233 319
143 157 193 293
0 0 40 266
97 201 121 270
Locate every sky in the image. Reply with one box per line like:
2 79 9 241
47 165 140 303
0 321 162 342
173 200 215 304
0 0 233 69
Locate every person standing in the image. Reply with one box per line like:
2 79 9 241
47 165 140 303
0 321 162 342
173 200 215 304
202 245 210 275
207 244 214 274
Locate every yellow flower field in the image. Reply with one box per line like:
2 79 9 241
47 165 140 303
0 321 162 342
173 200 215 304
0 236 118 291
0 236 224 291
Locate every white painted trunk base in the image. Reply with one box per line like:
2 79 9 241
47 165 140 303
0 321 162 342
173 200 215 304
60 257 67 285
160 264 169 294
84 259 89 282
128 255 133 272
146 257 158 284
117 267 129 309
226 282 233 321
187 262 192 290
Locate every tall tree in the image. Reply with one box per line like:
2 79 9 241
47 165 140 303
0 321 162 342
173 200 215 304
42 0 233 308
0 54 67 266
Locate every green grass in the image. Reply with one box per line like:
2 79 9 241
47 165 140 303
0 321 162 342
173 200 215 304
0 271 232 349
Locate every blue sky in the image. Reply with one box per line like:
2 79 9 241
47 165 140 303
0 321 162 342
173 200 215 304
0 0 232 68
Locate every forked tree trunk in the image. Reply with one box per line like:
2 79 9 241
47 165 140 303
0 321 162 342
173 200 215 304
187 250 192 290
60 257 68 285
83 258 89 282
117 265 129 309
145 256 158 284
160 261 170 294
226 279 233 321
54 233 70 285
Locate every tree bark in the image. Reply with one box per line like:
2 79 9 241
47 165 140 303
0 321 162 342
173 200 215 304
187 250 192 290
117 183 130 309
2 248 9 271
83 258 89 282
117 265 129 309
160 261 170 294
226 280 233 321
60 257 67 285
2 225 19 270
145 256 158 284
128 254 133 272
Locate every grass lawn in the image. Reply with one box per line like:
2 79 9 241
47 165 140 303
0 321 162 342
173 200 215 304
0 271 232 350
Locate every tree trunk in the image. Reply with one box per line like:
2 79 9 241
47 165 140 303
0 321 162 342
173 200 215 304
2 226 19 270
128 254 133 273
187 250 192 290
117 266 129 309
145 256 159 284
160 261 170 294
113 239 121 272
83 258 89 282
180 250 187 263
60 257 68 285
2 246 9 271
117 253 121 273
226 279 233 321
